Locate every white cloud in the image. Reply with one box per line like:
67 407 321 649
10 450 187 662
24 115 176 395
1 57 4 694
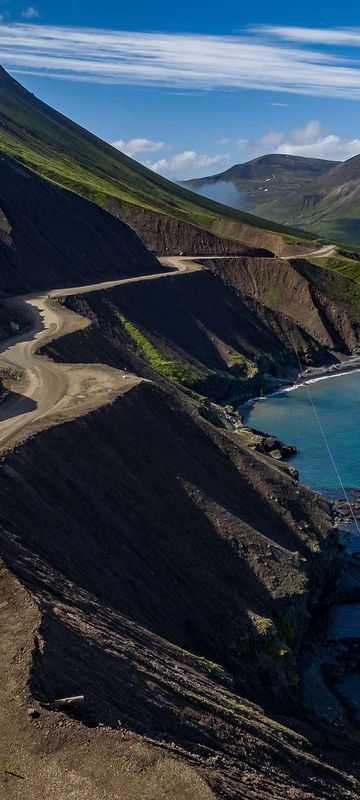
216 137 230 144
291 120 322 144
236 138 248 148
259 130 284 148
256 25 360 48
279 135 360 161
21 6 39 18
111 137 168 156
146 150 230 179
2 24 360 99
256 121 360 161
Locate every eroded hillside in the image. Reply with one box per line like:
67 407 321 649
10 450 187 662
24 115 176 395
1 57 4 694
45 254 360 405
1 83 360 800
1 378 360 800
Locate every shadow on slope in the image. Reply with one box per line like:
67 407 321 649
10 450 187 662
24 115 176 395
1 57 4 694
0 153 161 294
0 382 355 799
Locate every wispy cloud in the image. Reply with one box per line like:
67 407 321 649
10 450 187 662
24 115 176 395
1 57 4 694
111 137 168 156
1 24 360 99
21 6 39 19
255 25 360 47
146 150 230 179
255 120 360 161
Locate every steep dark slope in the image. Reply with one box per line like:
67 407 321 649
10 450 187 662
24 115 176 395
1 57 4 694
44 259 360 406
120 207 273 256
0 214 359 797
205 257 360 353
1 379 359 800
0 153 161 293
1 65 360 800
0 66 317 254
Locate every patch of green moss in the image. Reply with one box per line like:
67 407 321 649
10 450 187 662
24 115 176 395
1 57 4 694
251 614 275 637
299 256 360 317
199 405 224 428
267 638 290 658
228 351 258 378
235 429 263 448
217 698 306 743
181 650 232 682
218 697 252 715
187 389 206 402
349 777 360 790
119 314 199 387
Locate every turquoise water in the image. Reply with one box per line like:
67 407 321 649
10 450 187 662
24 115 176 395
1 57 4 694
245 370 360 717
243 371 360 493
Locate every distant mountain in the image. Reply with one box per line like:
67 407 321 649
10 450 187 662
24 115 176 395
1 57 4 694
189 153 337 186
283 154 360 243
186 153 360 245
186 154 337 223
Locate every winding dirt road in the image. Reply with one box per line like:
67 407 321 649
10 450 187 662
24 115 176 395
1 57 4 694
282 244 336 260
0 246 336 453
162 246 336 262
0 258 202 453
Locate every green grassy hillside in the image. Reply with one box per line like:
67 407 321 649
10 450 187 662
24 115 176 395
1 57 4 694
186 154 337 222
0 67 316 250
187 152 360 246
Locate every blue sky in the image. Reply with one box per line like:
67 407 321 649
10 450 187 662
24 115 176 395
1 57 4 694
2 1 360 178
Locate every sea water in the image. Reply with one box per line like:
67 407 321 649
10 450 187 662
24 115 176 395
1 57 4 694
243 370 360 493
243 369 360 718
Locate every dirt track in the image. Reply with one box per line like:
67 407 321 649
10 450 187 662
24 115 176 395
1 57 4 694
189 245 336 261
282 244 336 260
0 258 203 452
0 247 335 454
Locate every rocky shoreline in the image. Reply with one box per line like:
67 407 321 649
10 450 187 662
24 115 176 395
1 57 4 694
299 478 360 730
242 352 360 408
334 490 360 524
272 353 360 395
238 361 360 732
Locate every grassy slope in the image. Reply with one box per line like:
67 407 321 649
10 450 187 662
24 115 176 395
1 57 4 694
294 205 360 245
4 67 360 331
186 155 337 224
188 155 360 246
256 186 360 247
0 68 315 246
308 254 360 284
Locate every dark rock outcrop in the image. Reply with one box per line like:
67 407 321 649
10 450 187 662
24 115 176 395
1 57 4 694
122 205 273 256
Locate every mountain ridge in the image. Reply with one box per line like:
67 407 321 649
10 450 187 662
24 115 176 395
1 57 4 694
1 63 360 800
0 66 317 254
191 153 339 182
186 152 360 244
